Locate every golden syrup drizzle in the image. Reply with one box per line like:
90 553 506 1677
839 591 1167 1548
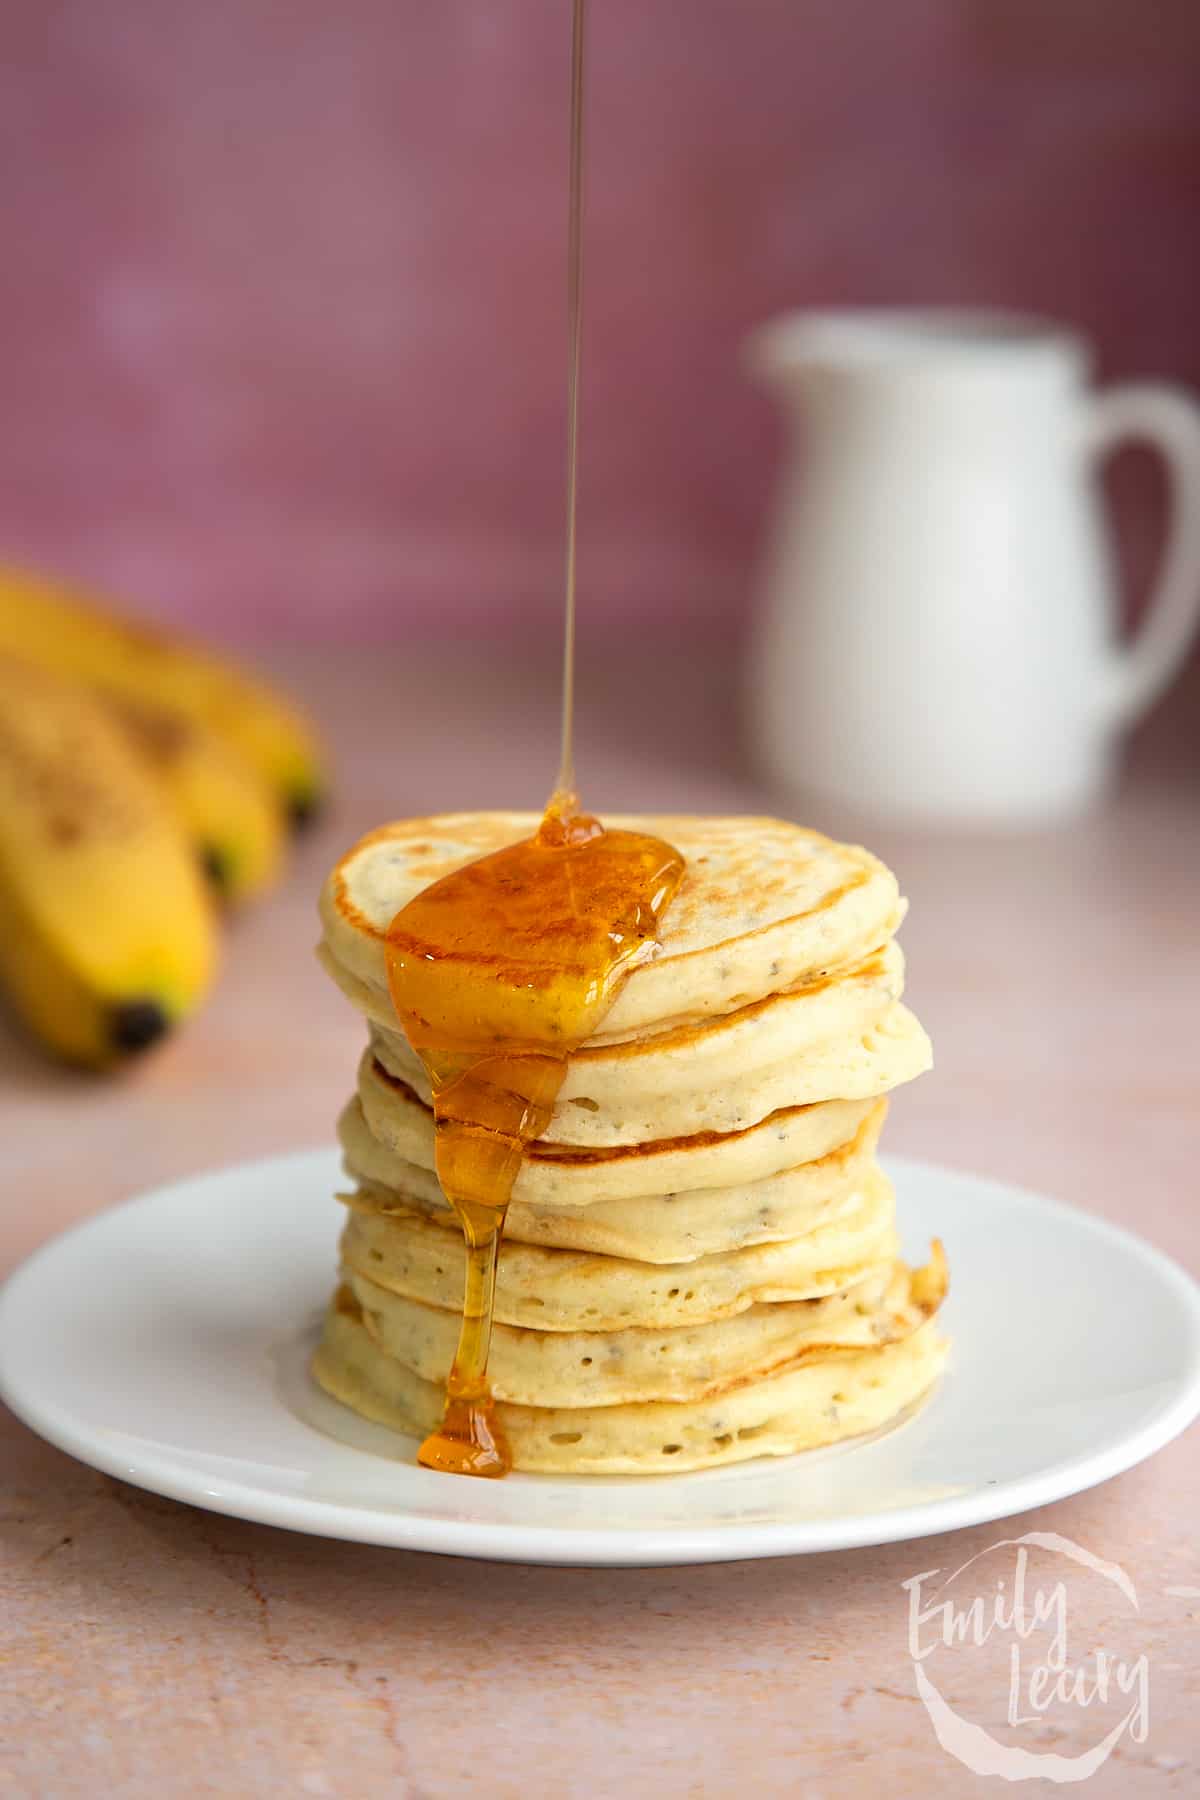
382 0 682 1478
385 797 683 1475
557 0 586 800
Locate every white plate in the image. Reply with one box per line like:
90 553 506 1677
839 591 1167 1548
1 1150 1198 1566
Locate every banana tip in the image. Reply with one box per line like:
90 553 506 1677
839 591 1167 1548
287 789 324 834
109 999 172 1055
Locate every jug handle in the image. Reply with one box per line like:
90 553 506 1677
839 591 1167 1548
1081 382 1200 726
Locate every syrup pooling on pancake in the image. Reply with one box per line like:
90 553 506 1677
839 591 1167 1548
318 814 902 1040
384 795 684 1476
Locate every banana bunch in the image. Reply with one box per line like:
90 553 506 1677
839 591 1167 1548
0 569 327 1068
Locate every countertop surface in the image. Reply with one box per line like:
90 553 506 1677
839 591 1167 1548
2 646 1198 1797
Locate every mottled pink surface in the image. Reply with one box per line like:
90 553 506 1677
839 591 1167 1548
1 1 1199 646
1 646 1198 1795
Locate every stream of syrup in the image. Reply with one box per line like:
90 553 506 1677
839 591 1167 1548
384 0 683 1476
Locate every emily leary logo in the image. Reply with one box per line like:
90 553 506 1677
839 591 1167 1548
902 1531 1150 1782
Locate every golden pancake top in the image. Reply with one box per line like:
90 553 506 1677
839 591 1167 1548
319 812 903 1039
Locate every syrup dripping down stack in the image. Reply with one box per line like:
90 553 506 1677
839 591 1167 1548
312 812 949 1473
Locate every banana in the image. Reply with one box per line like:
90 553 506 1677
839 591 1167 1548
0 566 326 828
0 655 218 1067
108 696 285 903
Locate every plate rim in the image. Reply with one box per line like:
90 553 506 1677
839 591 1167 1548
2 1147 1198 1567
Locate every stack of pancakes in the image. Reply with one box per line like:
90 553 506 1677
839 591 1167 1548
312 814 948 1474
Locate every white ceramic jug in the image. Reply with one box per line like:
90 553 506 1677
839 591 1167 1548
745 309 1200 823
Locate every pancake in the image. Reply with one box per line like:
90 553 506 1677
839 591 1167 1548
368 995 929 1148
339 1094 889 1263
348 937 904 1100
338 1165 899 1332
343 1254 945 1407
319 813 903 1041
313 1288 948 1474
357 1049 885 1203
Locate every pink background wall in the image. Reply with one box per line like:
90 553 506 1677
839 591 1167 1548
2 0 1199 646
